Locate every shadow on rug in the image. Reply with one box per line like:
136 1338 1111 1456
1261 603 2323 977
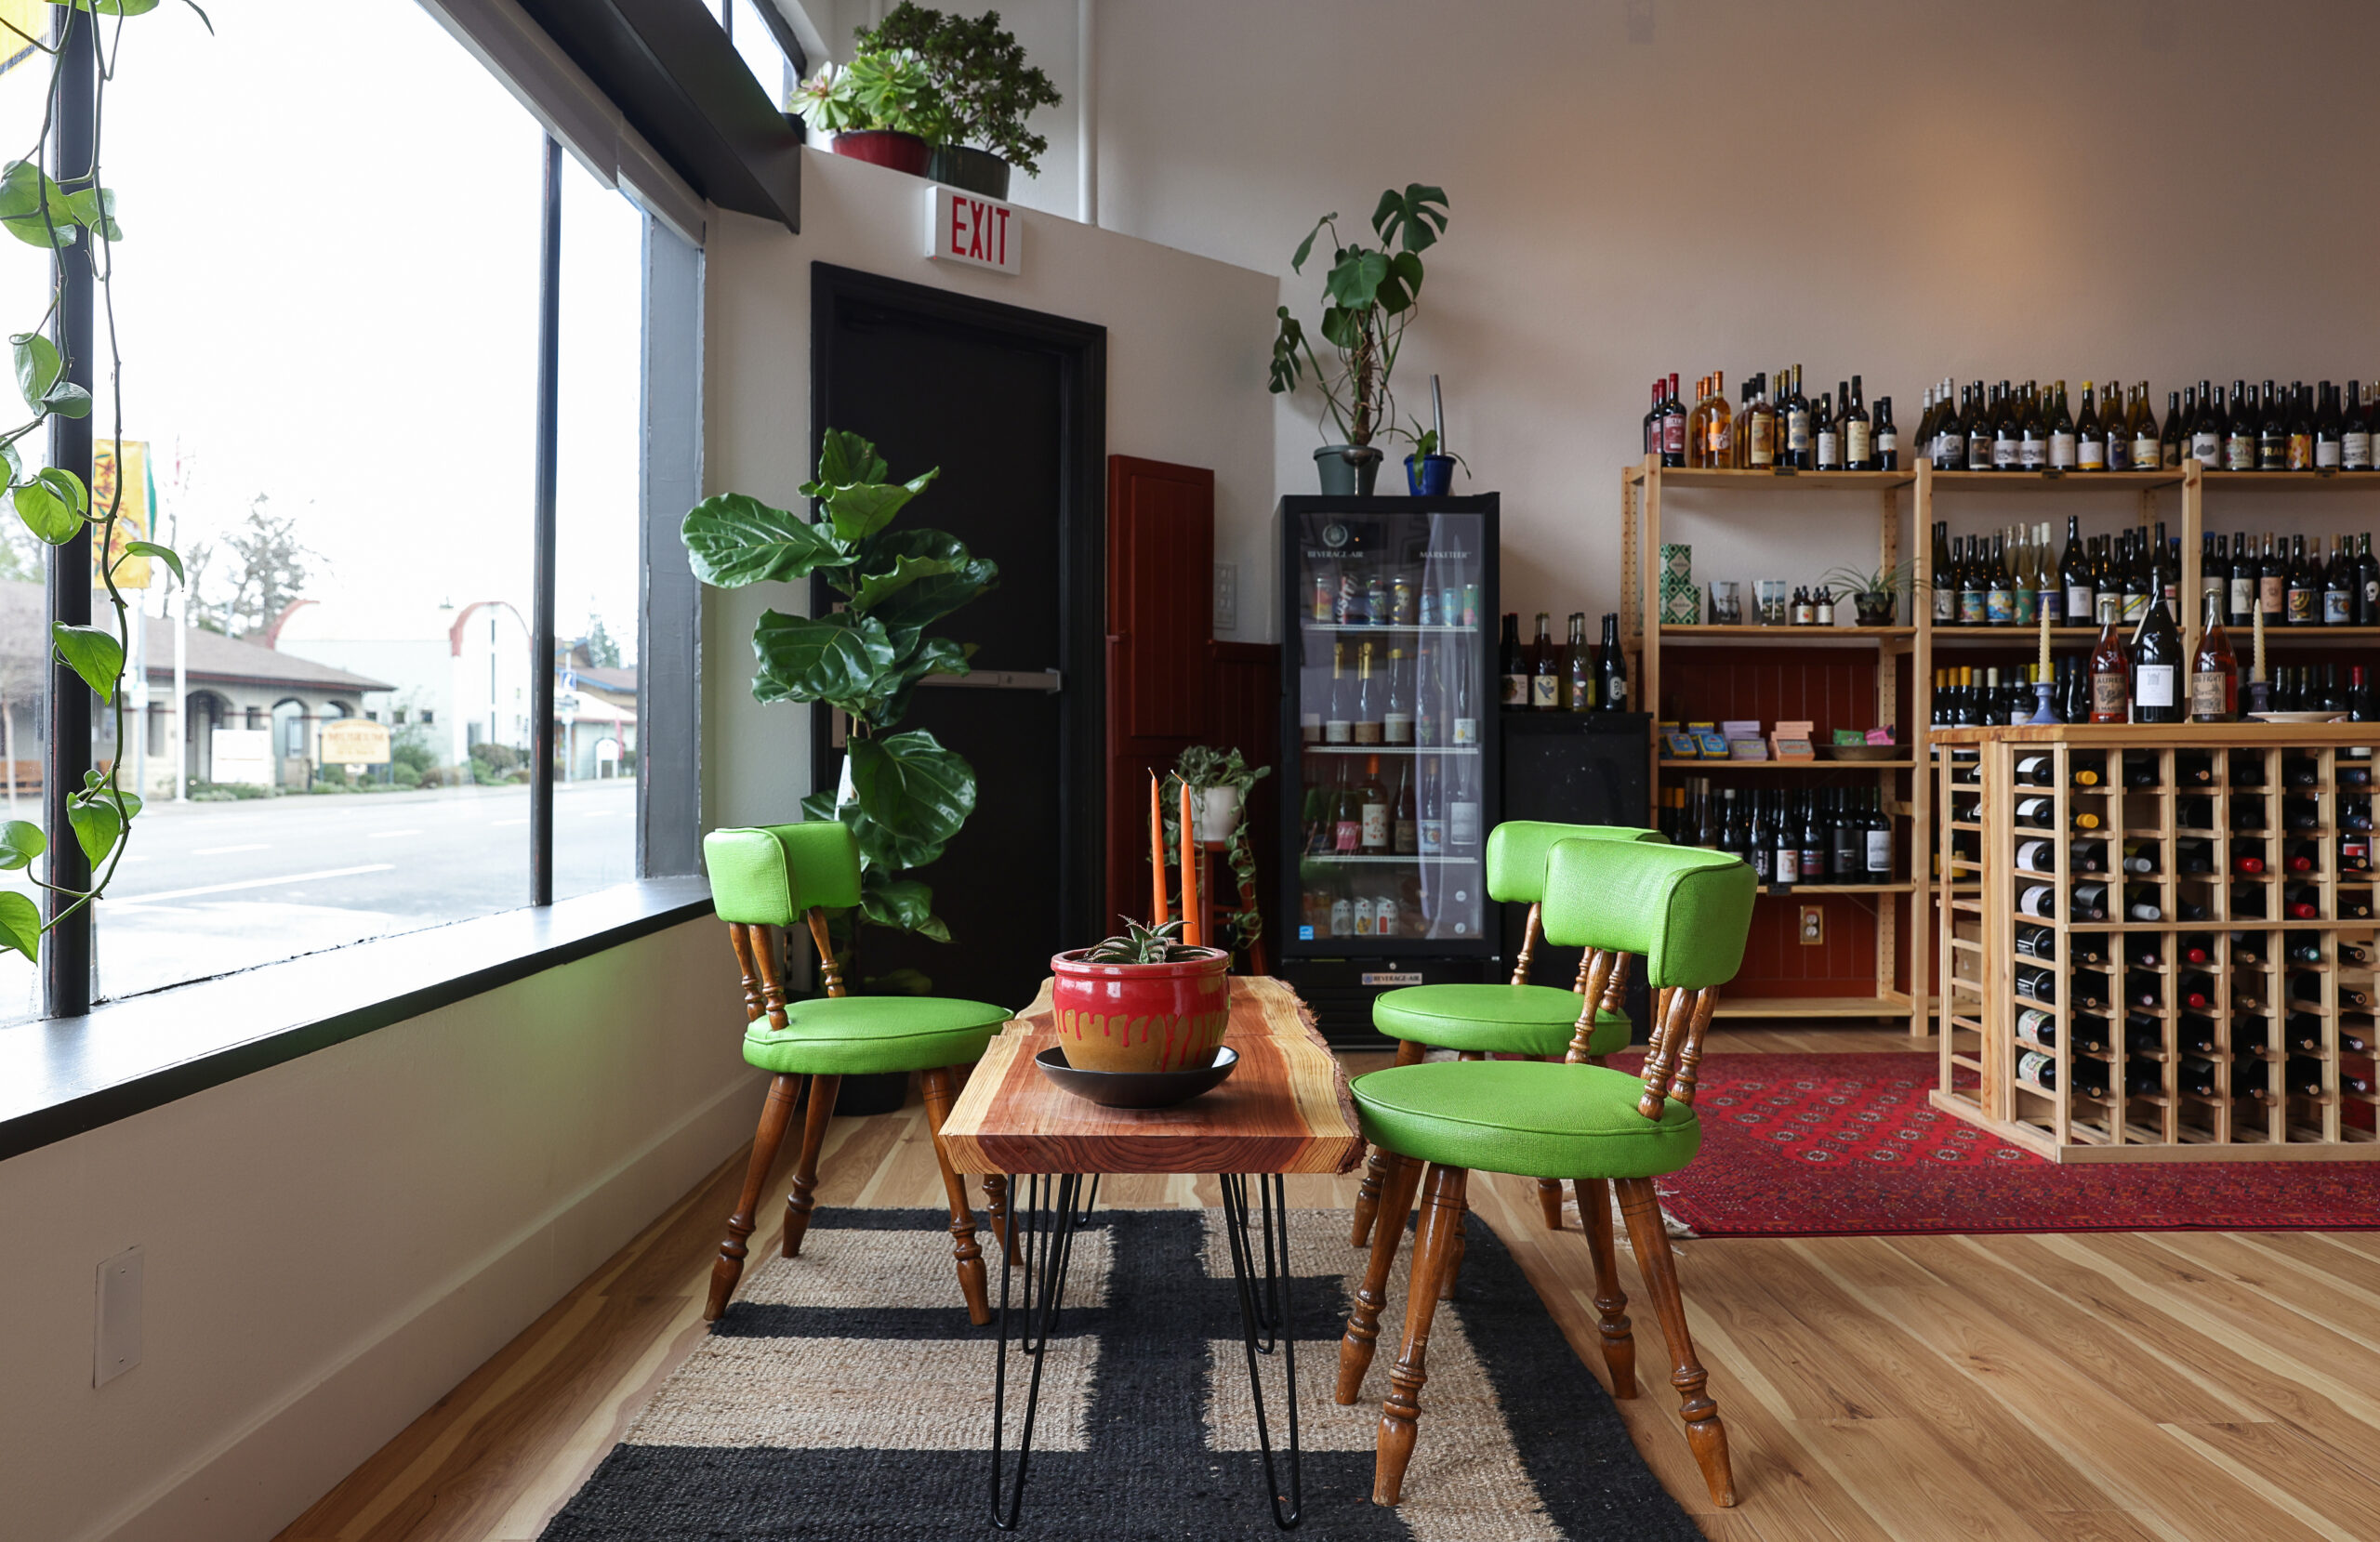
540 1206 1699 1541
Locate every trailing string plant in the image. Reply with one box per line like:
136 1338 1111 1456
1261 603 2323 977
1267 184 1449 449
0 0 210 966
681 429 995 991
1158 745 1271 956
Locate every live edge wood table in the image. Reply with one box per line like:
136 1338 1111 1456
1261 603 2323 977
940 974 1365 1531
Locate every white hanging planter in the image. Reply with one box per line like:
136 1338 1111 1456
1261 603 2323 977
1194 785 1242 843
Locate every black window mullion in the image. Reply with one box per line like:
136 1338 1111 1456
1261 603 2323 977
529 136 562 907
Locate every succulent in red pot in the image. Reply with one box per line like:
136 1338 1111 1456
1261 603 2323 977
1051 919 1231 1075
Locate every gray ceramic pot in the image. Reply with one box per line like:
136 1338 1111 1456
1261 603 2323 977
927 144 1012 199
1315 444 1383 496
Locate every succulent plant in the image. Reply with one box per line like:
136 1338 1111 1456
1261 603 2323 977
1080 917 1208 965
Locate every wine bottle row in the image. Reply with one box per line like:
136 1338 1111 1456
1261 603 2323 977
1931 661 2379 727
1303 638 1479 747
2014 925 2380 970
1498 612 1630 712
1299 753 1480 859
1917 376 2380 473
2015 1050 2371 1102
1659 783 1894 887
1645 365 1900 471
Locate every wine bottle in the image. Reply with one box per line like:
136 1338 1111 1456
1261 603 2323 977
1325 642 1354 744
1595 613 1629 714
2134 386 2162 471
1528 613 1559 711
2088 612 2131 722
2069 382 2096 470
1815 386 1842 472
2189 590 2238 722
1354 641 1384 744
1499 613 1526 708
2131 590 2183 724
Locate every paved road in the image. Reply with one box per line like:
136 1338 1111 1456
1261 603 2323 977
0 780 639 1009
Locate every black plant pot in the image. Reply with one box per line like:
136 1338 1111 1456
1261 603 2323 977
927 144 1012 200
1315 443 1382 495
1852 592 1897 626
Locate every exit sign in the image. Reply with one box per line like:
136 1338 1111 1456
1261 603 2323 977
925 183 1021 275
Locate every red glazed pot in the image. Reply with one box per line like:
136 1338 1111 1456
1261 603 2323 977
831 129 932 176
1050 948 1232 1074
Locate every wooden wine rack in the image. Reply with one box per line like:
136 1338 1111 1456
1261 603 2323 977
1932 724 2378 1162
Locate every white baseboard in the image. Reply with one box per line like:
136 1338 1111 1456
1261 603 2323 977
81 1073 760 1542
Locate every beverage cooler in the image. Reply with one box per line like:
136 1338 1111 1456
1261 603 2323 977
1275 494 1501 1045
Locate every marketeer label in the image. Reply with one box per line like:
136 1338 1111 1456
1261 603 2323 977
925 183 1021 274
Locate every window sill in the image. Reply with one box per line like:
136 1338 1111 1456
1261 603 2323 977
0 876 715 1164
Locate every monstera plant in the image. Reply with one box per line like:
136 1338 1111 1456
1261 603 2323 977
681 429 996 981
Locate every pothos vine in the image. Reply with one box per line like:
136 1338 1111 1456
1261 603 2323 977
0 0 211 965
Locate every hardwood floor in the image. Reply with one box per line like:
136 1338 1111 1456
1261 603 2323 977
273 1027 2380 1542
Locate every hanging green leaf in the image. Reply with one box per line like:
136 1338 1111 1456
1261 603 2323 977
0 161 78 249
749 609 896 706
15 476 83 544
681 494 848 586
0 890 36 963
52 622 123 702
0 818 42 870
123 540 181 583
41 379 90 418
67 794 121 866
859 871 949 943
54 0 167 15
12 330 60 410
847 730 975 871
61 185 121 242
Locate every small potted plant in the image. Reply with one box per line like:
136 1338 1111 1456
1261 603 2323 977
1395 418 1465 497
1269 184 1450 496
1160 746 1270 959
791 49 947 177
1051 918 1231 1075
1820 560 1913 627
856 3 1062 200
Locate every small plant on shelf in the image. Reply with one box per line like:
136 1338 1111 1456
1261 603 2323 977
854 4 1062 178
1161 745 1270 955
1819 560 1914 626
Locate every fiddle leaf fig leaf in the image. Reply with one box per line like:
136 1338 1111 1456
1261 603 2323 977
849 536 997 631
0 818 42 870
847 729 975 871
810 428 889 492
52 621 123 703
681 493 846 586
0 890 36 962
859 871 949 943
816 466 937 546
749 608 895 707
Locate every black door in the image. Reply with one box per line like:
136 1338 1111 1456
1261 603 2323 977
812 265 1105 1014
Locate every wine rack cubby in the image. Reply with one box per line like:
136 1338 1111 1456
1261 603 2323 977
1934 724 2378 1162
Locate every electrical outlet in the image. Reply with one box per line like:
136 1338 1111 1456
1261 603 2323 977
95 1245 141 1388
1213 562 1237 633
1798 906 1824 946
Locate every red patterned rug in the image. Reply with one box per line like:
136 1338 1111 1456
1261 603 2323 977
1613 1053 2380 1236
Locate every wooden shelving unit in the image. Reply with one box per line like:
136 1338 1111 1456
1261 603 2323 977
1931 724 2378 1163
1621 455 2380 1036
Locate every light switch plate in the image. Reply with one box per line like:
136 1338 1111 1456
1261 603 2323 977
1213 562 1238 633
95 1245 141 1387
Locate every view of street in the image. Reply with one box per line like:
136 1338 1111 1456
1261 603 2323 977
0 779 637 1010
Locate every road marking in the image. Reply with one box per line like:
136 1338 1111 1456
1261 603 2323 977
192 844 271 856
104 864 396 905
366 829 422 839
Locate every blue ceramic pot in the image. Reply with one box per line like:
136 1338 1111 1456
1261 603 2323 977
1406 453 1456 496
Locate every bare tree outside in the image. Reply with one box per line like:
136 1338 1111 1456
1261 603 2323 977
187 494 318 637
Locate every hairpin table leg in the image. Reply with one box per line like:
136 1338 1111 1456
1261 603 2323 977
1220 1172 1303 1530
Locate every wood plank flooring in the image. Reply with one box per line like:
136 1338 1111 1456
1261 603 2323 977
273 1027 2380 1542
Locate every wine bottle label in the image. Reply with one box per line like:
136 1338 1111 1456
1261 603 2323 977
1335 818 1361 852
1604 678 1626 709
2122 591 2149 623
1394 817 1418 853
1787 410 1810 451
1353 898 1375 934
1818 428 1840 465
2065 584 2093 618
1361 802 1389 847
2287 587 2317 623
2190 431 2218 462
2346 430 2372 468
1847 422 1872 462
2134 433 2159 467
2017 1009 2054 1044
1418 817 1444 854
1452 716 1479 745
1301 714 1322 745
2135 664 2175 707
2052 431 2079 467
2318 441 2343 469
1501 673 1527 705
2189 670 2233 717
2017 1049 2053 1086
1384 711 1414 744
1326 718 1353 744
2041 586 2064 623
1448 800 1481 846
1354 720 1384 745
2020 440 2047 469
1749 414 1774 464
2017 838 2054 871
1986 587 2015 625
1992 439 2017 468
1530 677 1558 709
2091 672 2128 716
2077 436 2104 468
2324 590 2352 625
1934 587 1955 621
1863 829 1892 874
2019 885 2056 917
2228 576 2254 617
1875 428 1895 458
1414 714 1437 746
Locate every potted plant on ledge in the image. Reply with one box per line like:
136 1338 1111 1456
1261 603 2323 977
1819 559 1914 627
857 3 1062 200
1269 184 1451 496
792 47 946 177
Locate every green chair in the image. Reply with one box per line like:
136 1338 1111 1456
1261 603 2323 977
1337 838 1756 1510
702 822 1012 1325
1348 821 1667 1249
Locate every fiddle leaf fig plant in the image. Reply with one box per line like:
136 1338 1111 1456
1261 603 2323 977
682 429 998 959
1268 183 1449 448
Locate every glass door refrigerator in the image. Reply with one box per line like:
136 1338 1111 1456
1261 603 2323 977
1276 494 1500 1045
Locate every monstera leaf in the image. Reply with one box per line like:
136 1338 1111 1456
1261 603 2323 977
847 730 974 872
681 494 849 586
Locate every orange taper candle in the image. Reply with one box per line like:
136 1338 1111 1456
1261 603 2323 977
1180 778 1201 946
1150 771 1168 926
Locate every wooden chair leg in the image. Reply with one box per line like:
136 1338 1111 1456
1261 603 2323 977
919 1066 992 1326
983 1173 1014 1266
1337 1149 1425 1404
1536 1178 1565 1230
706 1074 801 1321
1374 1163 1467 1507
783 1073 840 1258
1617 1176 1736 1507
1576 1177 1637 1397
1350 1039 1427 1246
1436 1198 1468 1301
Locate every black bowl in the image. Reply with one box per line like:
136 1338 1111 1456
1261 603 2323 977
1034 1045 1239 1109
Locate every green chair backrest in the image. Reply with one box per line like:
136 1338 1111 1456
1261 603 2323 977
703 822 864 926
1540 838 1755 990
1484 821 1666 904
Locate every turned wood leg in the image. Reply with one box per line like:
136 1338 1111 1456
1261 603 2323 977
1337 1148 1425 1404
1577 1177 1637 1397
782 1073 840 1258
1373 1164 1468 1507
1618 1176 1736 1507
706 1074 801 1321
1537 1178 1565 1231
983 1173 1014 1266
919 1066 992 1326
1436 1196 1468 1301
1350 1039 1427 1246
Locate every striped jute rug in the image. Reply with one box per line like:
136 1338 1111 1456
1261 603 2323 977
540 1206 1697 1541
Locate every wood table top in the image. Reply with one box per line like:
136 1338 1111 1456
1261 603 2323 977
938 974 1365 1177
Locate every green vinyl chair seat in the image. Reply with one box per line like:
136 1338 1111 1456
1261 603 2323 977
742 995 1010 1077
1372 983 1631 1059
1353 1059 1700 1181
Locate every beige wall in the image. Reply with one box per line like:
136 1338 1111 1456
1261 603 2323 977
0 920 750 1542
701 145 1280 827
